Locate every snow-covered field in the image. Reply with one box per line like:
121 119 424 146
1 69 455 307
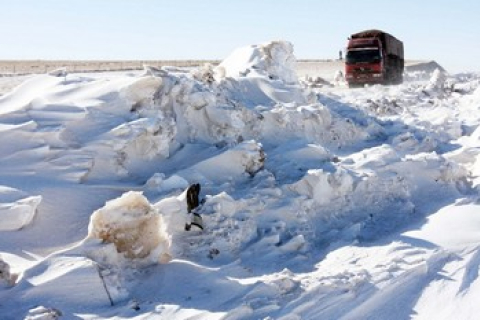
1 41 480 320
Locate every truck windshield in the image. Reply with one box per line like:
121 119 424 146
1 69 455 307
346 49 381 64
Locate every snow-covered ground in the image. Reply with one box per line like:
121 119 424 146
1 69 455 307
1 41 480 320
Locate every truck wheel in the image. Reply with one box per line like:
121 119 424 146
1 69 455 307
396 74 404 84
392 74 403 85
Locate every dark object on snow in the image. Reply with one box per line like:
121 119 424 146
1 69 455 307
184 212 204 231
187 183 201 213
191 212 204 230
208 248 220 259
185 183 204 231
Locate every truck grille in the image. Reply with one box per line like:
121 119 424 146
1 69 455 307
354 67 373 73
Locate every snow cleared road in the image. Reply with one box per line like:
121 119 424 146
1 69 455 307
1 41 480 320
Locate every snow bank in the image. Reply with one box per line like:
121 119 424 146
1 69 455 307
87 191 171 265
260 102 376 147
287 142 469 242
116 64 256 148
291 168 355 205
215 41 313 107
405 203 480 248
404 60 447 81
426 68 448 91
2 40 480 319
0 74 65 116
0 41 364 185
405 60 446 74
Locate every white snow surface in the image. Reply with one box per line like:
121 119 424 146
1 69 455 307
1 41 480 319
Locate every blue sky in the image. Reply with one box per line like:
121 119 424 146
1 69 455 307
2 0 479 72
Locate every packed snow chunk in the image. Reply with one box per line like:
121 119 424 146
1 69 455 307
462 86 480 118
290 168 355 205
187 90 217 110
392 132 438 154
217 40 299 84
145 173 189 193
333 70 346 86
260 103 369 146
426 68 448 91
220 71 313 107
0 256 17 287
192 102 252 143
153 194 190 236
87 191 171 264
178 191 260 258
261 104 331 144
471 154 480 184
191 63 218 84
24 306 62 320
47 67 68 78
178 140 265 183
153 184 203 237
278 234 307 253
109 117 176 160
345 144 401 169
204 191 239 218
119 75 163 115
0 186 42 231
397 152 469 186
265 268 300 295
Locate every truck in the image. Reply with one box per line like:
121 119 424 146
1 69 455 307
345 29 404 87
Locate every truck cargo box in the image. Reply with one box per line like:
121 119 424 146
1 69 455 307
350 29 404 59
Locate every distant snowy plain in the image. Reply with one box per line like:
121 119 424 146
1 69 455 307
1 41 480 320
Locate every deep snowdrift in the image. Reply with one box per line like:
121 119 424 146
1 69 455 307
1 40 480 319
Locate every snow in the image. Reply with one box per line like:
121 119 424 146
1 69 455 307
1 40 480 319
218 41 299 84
86 191 171 264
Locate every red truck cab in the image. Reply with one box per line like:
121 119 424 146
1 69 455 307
345 30 404 87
